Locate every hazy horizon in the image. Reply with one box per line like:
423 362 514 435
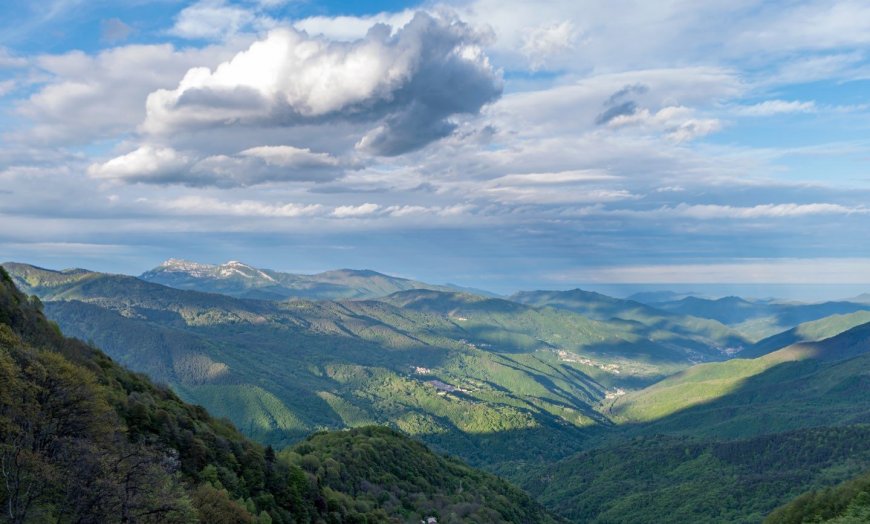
6 256 870 302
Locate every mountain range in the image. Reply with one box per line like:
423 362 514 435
139 258 479 300
5 259 870 522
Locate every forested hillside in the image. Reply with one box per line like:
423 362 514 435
510 288 749 353
766 469 870 523
0 266 560 523
524 426 870 524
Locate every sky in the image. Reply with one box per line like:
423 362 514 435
1 0 870 296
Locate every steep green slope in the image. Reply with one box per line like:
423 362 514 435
138 259 461 300
608 347 803 423
744 311 870 358
766 469 870 523
524 426 870 524
0 266 560 523
511 288 749 355
609 322 870 437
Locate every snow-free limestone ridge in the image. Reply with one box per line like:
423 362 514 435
140 258 462 300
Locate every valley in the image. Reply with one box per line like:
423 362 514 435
5 259 870 522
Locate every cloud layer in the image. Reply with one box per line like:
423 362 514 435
3 0 870 291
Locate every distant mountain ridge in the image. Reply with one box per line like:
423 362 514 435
139 258 471 300
510 288 750 356
651 295 870 340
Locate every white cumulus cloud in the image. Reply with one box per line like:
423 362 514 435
143 12 502 157
87 145 191 182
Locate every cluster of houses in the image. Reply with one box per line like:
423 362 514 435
426 379 471 395
604 387 627 399
556 349 621 374
409 366 476 395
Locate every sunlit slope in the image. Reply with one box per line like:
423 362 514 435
744 310 870 358
43 293 599 457
3 261 98 290
610 321 870 437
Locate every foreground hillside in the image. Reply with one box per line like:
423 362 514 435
0 266 560 523
524 426 870 524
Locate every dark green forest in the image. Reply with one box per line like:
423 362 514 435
523 426 870 523
767 469 870 523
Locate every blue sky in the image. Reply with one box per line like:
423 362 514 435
2 0 870 296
